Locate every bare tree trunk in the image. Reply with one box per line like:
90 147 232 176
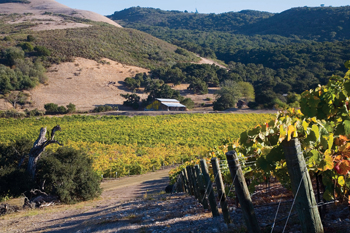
19 126 62 180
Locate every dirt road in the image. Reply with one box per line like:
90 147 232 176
0 169 172 232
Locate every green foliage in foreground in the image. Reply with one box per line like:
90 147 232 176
0 139 101 202
37 147 101 204
0 113 275 148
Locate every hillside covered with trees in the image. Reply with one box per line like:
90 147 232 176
109 6 350 109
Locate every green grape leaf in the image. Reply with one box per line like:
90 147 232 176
344 120 350 136
248 127 261 137
307 149 320 168
323 189 334 201
320 135 328 149
239 131 251 147
266 145 285 162
345 60 350 70
256 157 270 172
322 171 334 187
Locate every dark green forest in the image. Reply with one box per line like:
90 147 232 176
109 6 350 108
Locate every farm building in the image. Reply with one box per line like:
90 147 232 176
145 98 187 111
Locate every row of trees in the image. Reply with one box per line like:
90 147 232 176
124 63 302 109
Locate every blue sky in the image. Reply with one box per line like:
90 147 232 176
56 0 349 15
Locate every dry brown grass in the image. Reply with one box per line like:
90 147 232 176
0 0 121 29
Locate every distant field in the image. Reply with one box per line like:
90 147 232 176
0 113 274 176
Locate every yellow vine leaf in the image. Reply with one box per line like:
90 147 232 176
287 125 295 141
318 150 334 171
279 125 287 142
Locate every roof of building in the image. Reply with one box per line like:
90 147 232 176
156 98 180 103
161 102 186 108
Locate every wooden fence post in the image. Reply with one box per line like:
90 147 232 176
283 139 324 233
211 157 232 224
176 174 184 192
195 165 209 209
226 150 260 233
200 159 219 217
180 171 187 193
183 169 190 194
186 166 195 196
191 166 200 200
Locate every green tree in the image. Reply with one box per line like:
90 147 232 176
121 93 141 109
181 98 194 109
237 81 255 102
44 103 59 114
2 47 25 66
34 46 51 56
66 103 76 113
213 80 243 110
187 78 208 94
37 147 101 204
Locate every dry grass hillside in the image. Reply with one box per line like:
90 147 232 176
25 57 218 112
30 57 149 111
0 0 122 30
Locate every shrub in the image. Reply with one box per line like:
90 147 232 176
44 103 69 114
0 140 102 203
3 36 12 41
57 106 67 114
37 147 102 204
180 98 194 109
27 35 35 42
92 105 118 113
34 45 51 56
0 139 35 199
121 93 140 109
2 47 25 66
18 42 34 52
44 103 58 114
66 103 76 113
25 108 45 117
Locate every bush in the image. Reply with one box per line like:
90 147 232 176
92 105 118 113
44 103 58 114
247 101 260 109
44 103 69 114
27 35 35 42
66 103 76 113
25 108 45 117
37 147 101 204
121 93 140 109
57 106 67 114
18 42 34 52
0 139 35 199
180 98 194 109
0 140 102 203
2 47 25 66
34 45 51 56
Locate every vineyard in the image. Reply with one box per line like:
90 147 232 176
169 65 350 232
0 113 274 177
